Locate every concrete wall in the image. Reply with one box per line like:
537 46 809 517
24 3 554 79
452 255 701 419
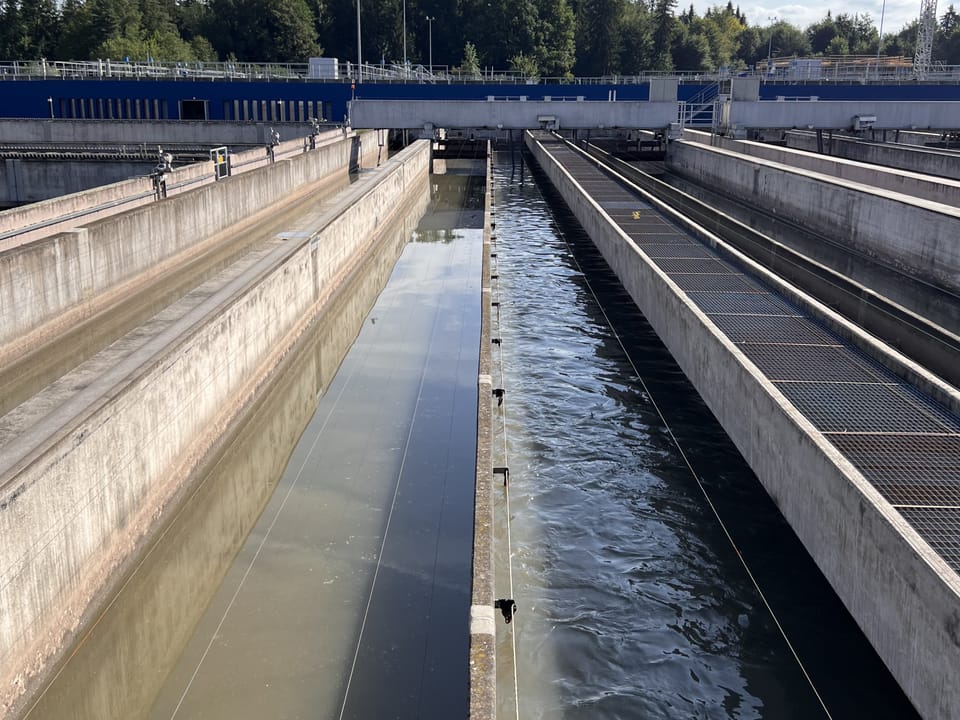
469 149 495 720
682 129 960 206
0 128 348 249
0 130 355 361
351 99 679 130
785 130 960 181
0 159 156 206
667 139 960 294
0 119 319 146
527 132 960 720
0 139 430 715
12 187 427 720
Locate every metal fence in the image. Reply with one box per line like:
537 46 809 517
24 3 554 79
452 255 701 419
3 57 960 85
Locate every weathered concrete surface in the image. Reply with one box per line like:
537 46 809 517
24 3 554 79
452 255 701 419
0 139 430 716
0 119 319 146
0 131 357 364
9 185 427 720
785 129 960 181
667 139 960 294
351 99 679 130
528 131 960 720
470 147 495 720
682 129 960 206
0 129 348 250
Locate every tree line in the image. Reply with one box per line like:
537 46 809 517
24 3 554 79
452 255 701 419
3 0 960 75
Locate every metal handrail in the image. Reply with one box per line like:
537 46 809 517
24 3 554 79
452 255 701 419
4 58 960 85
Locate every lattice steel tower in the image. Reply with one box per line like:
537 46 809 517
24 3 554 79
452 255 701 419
914 0 938 78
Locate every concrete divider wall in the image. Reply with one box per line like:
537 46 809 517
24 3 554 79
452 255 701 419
668 140 960 294
0 119 319 146
682 129 960 206
0 128 347 250
13 186 428 720
528 133 960 720
785 130 960 181
0 140 430 714
0 131 355 355
469 148 495 720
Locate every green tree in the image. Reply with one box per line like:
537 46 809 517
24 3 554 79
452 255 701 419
0 0 61 58
672 20 713 69
509 51 538 78
702 5 744 68
807 12 838 54
534 0 575 77
619 0 654 73
833 12 877 54
461 40 480 77
575 0 624 76
651 0 678 70
205 0 320 62
766 20 811 59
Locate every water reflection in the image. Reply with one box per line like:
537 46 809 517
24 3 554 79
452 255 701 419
492 150 919 719
23 187 428 720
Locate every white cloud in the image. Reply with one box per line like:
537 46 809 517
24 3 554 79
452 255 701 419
691 0 925 33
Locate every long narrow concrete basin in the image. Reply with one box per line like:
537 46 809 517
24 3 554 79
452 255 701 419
0 139 430 715
681 129 960 206
667 139 960 294
527 132 960 720
0 130 348 233
785 129 960 181
0 130 365 364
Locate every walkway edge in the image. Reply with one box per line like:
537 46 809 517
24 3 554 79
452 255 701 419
470 144 496 719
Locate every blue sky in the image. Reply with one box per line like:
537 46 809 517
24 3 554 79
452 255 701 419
694 0 924 34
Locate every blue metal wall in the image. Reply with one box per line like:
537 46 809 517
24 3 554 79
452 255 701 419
1 79 959 122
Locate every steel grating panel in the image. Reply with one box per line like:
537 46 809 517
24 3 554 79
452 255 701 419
826 433 960 486
616 217 674 229
543 139 960 579
745 344 893 383
778 383 957 434
895 507 960 574
690 291 799 315
710 315 838 344
651 257 737 274
626 232 690 244
669 274 766 293
641 244 718 259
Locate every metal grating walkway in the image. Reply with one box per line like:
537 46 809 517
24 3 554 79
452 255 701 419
540 138 960 575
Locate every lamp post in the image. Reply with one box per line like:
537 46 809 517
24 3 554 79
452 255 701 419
876 0 887 77
356 0 362 81
47 96 54 119
766 16 776 76
426 16 435 74
402 0 407 75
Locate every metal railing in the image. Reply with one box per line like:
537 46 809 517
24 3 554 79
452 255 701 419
4 57 960 85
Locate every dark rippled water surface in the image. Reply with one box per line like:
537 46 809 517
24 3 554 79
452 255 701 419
491 153 920 720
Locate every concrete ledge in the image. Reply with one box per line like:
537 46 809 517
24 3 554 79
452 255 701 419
0 139 430 714
3 181 426 720
682 128 960 206
470 146 496 720
528 132 960 720
0 129 349 248
0 131 357 362
668 139 960 294
786 130 960 181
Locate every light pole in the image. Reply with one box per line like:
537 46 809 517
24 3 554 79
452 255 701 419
876 0 887 76
766 17 776 76
47 96 54 119
402 0 407 75
356 0 362 81
426 16 435 74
